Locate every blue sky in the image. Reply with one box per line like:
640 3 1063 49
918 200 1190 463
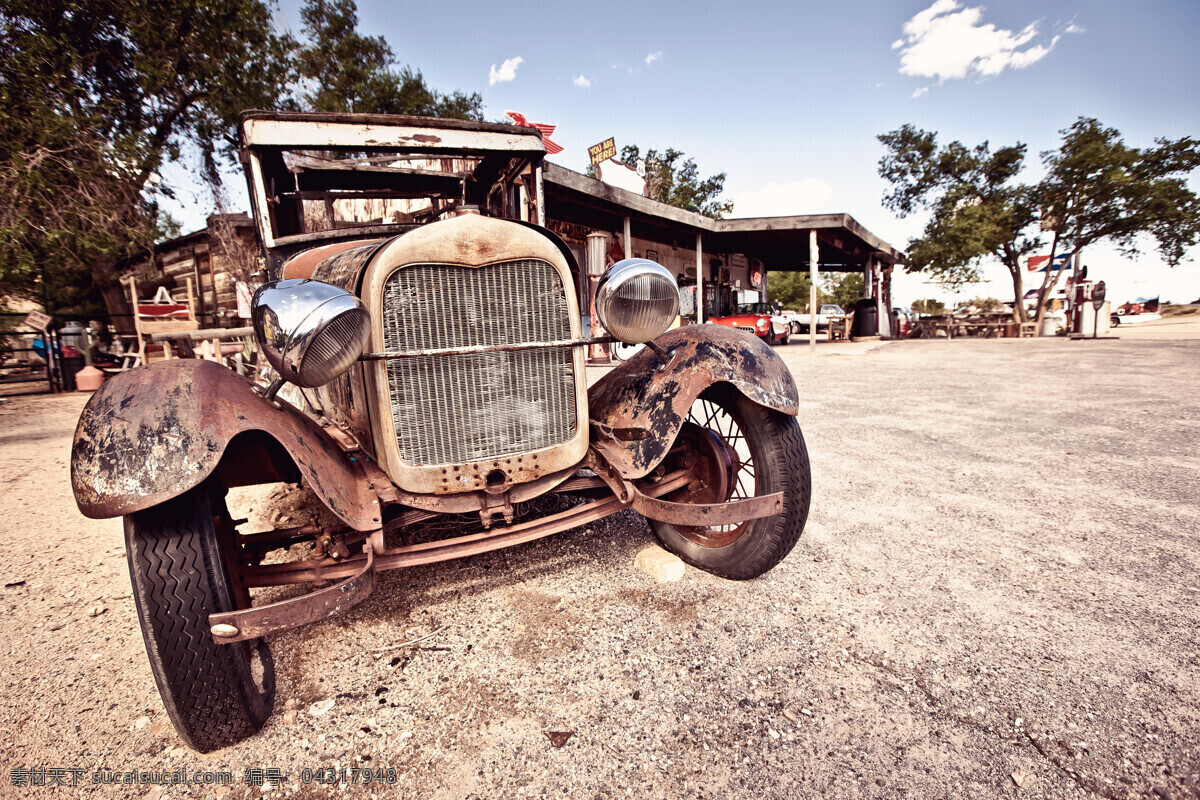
170 0 1200 306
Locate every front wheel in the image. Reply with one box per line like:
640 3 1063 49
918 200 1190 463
650 384 811 579
126 484 274 752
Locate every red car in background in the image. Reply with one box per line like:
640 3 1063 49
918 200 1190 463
709 302 791 345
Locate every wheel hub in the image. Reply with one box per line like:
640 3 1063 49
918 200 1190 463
669 422 749 547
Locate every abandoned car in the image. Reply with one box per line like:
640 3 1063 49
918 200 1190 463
71 111 811 751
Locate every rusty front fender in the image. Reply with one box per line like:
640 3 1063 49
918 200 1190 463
587 325 799 479
71 360 381 530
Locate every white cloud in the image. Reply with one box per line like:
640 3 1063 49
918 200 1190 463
893 1 1060 84
1065 21 1084 34
645 51 663 65
489 56 524 86
573 75 591 88
731 179 834 218
912 86 929 98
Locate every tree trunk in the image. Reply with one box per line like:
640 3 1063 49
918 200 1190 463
1000 245 1026 323
1034 231 1062 330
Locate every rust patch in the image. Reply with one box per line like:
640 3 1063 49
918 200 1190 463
587 325 798 479
281 239 384 280
312 238 391 293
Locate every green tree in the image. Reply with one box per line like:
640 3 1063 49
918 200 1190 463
297 0 482 119
766 270 814 310
0 0 296 308
1033 118 1200 327
877 125 1040 321
821 272 865 311
964 296 1006 313
618 145 733 219
911 298 946 316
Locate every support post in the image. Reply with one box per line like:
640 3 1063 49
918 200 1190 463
809 230 818 352
624 216 632 259
534 166 545 227
696 234 704 325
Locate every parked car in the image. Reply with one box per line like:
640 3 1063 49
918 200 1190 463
70 111 812 751
709 302 792 344
784 303 845 334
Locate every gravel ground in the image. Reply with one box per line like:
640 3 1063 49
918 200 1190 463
0 332 1197 800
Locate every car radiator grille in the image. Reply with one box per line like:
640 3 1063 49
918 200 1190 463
381 260 577 466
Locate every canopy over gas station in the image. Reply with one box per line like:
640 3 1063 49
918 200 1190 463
542 163 905 336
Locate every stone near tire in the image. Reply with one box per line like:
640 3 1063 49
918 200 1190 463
125 484 274 752
651 384 811 580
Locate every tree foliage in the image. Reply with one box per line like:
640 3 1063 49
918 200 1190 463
964 296 1006 313
618 145 733 219
822 272 865 311
0 0 489 310
877 124 1039 321
0 0 296 308
767 270 863 311
766 270 814 310
1033 118 1200 323
910 298 946 316
878 120 1200 326
296 0 482 119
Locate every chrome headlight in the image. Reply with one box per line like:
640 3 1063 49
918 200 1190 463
595 259 679 344
251 279 370 388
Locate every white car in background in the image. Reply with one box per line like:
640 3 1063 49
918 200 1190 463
783 304 846 334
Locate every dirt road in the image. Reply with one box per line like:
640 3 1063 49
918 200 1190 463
1 336 1196 799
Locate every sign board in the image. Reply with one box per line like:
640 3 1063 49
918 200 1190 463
23 310 51 331
587 137 616 166
1092 280 1106 310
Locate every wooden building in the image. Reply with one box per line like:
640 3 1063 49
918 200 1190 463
113 166 904 338
543 163 905 336
111 213 257 333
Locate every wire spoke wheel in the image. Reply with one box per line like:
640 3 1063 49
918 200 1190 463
650 384 811 580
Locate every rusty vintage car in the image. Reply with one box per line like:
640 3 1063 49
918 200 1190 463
71 111 811 751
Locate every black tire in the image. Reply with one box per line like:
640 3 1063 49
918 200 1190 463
779 328 791 346
1110 315 1121 326
126 484 274 752
651 384 811 580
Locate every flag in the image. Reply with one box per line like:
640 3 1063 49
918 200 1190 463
1026 252 1073 272
504 110 563 154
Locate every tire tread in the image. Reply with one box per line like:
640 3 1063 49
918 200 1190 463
653 386 811 580
127 489 269 752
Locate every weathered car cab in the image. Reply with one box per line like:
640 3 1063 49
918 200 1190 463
71 111 811 752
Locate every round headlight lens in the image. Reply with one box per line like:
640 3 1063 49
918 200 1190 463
252 279 371 388
595 259 679 344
